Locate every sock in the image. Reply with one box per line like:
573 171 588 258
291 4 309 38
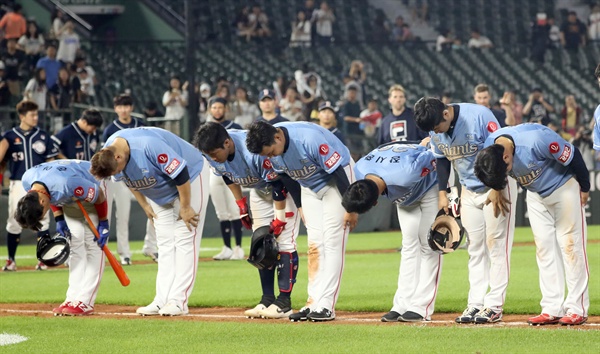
219 221 231 248
259 267 276 301
7 232 20 261
232 219 242 247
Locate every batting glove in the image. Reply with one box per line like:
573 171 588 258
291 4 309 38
447 186 460 218
56 217 71 239
236 197 253 229
269 218 287 237
97 220 110 248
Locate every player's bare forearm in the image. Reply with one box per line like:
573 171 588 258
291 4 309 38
56 152 67 160
0 138 9 162
581 191 589 206
438 190 449 213
274 199 286 211
130 189 150 209
227 183 244 201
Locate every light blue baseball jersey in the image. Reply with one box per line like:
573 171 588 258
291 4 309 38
593 104 600 151
104 127 205 205
431 103 500 193
269 122 351 192
204 130 277 189
355 143 437 206
484 124 575 197
22 160 101 206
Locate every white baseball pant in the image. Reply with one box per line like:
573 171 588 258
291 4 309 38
142 219 157 255
149 161 210 312
209 173 239 222
302 162 355 313
461 177 517 312
106 180 131 259
392 186 442 319
61 181 109 307
527 178 589 317
7 180 50 233
249 188 300 252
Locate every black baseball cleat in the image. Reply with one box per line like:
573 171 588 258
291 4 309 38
307 308 335 322
381 311 402 322
289 307 311 322
399 311 424 322
455 307 480 323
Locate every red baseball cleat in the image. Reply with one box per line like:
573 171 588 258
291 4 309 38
558 313 587 326
62 301 94 316
52 301 72 316
527 313 560 325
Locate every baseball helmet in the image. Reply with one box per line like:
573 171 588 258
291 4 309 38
37 233 70 267
247 226 279 270
427 210 465 254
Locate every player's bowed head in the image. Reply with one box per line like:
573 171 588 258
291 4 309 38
90 147 125 179
246 121 285 157
14 192 45 231
192 122 233 163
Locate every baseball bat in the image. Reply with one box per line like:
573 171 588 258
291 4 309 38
76 201 130 287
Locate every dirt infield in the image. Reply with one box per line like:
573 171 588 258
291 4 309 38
1 303 598 329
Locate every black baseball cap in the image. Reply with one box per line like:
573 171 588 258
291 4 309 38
258 89 276 101
318 101 336 112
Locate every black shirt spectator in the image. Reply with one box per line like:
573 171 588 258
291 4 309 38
560 12 587 50
341 97 362 135
1 40 25 81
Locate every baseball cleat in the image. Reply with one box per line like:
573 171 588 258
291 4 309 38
121 257 132 266
230 246 245 260
36 261 48 271
159 302 186 316
213 246 233 260
289 307 311 322
307 308 335 322
381 311 402 322
53 301 72 316
455 306 480 323
245 304 268 318
143 252 158 263
136 303 161 316
3 259 16 271
558 313 587 326
62 301 94 316
473 308 502 324
527 313 560 326
399 311 424 322
259 298 292 319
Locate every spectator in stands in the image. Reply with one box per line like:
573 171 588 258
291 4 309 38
0 61 11 107
231 86 260 128
290 11 312 47
560 11 587 51
77 68 94 104
36 43 62 89
279 87 303 121
297 70 325 119
436 28 454 52
341 85 363 139
311 1 335 45
378 84 426 145
23 67 47 112
248 5 271 40
0 4 26 46
467 29 493 49
547 120 573 142
272 76 289 102
198 82 210 122
162 75 188 135
548 16 561 48
410 0 429 25
522 87 555 125
68 63 82 103
49 67 78 121
392 16 414 43
49 10 64 40
318 100 345 142
590 5 600 40
74 57 97 87
530 13 550 65
560 95 582 136
499 91 523 125
1 38 25 100
56 21 80 64
472 84 515 127
347 60 367 106
359 98 383 138
256 89 288 124
372 10 391 43
234 6 253 42
18 21 44 73
302 0 317 45
143 101 164 119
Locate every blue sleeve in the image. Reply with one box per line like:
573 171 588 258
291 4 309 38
477 109 501 142
307 135 345 174
67 177 100 203
146 143 188 180
536 130 575 166
593 106 600 151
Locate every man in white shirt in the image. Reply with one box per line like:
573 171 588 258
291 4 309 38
311 1 335 45
467 29 493 49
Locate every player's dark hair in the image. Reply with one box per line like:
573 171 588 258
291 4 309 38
113 94 133 107
413 97 446 132
15 192 44 231
595 63 600 80
90 149 118 179
81 109 103 127
246 121 278 154
193 122 230 153
342 179 380 214
16 100 38 116
474 144 508 190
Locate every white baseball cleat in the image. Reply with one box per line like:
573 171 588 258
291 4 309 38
213 246 233 260
136 303 161 316
159 302 187 316
244 304 268 318
259 303 293 319
230 246 245 260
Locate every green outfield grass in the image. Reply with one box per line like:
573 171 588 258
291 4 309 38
0 226 598 352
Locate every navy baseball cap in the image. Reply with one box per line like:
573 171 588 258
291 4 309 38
318 101 336 112
258 89 276 101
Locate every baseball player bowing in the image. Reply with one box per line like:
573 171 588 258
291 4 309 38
414 97 517 324
0 100 58 271
247 121 355 322
91 127 210 316
15 160 110 316
475 124 590 326
342 139 443 322
194 122 302 319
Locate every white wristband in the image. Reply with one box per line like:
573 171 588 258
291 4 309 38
275 209 286 221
